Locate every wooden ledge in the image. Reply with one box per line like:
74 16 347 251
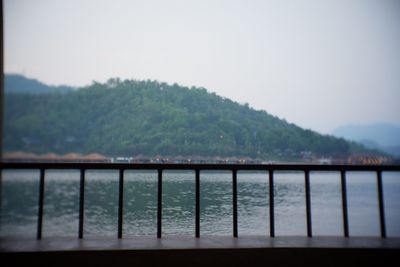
2 236 400 252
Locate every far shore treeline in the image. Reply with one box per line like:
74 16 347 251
3 74 388 163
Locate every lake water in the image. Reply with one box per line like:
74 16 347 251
1 170 399 238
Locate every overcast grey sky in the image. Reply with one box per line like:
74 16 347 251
4 0 400 134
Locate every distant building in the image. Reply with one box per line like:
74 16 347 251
317 157 332 165
111 157 132 163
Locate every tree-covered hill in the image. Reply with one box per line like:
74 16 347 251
4 77 369 159
5 74 74 94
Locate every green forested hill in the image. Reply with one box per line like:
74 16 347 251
4 77 367 159
5 74 74 94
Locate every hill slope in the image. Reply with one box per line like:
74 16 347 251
5 74 74 94
333 123 400 147
333 123 400 157
4 77 368 159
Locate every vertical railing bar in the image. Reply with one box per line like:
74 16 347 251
232 169 238 238
377 170 386 238
340 170 349 237
305 169 312 237
269 169 275 237
157 169 163 238
0 168 3 234
195 169 200 238
118 169 124 239
78 168 85 239
37 168 45 240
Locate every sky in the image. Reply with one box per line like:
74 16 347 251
4 0 400 134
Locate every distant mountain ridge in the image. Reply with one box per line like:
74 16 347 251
332 123 400 157
5 74 74 94
4 75 374 160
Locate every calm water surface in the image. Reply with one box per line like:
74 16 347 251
1 170 399 238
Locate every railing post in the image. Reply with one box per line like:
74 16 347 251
78 169 85 239
304 170 312 237
377 170 386 238
157 169 163 238
118 169 124 239
0 0 3 162
269 169 275 237
0 169 2 229
340 170 349 237
37 168 45 239
195 169 200 238
232 169 238 237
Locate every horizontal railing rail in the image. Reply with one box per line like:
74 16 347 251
1 162 399 240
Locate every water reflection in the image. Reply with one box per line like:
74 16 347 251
0 170 39 238
310 172 342 236
1 170 399 238
237 171 268 235
274 172 306 236
384 172 400 237
347 172 380 236
201 171 232 235
163 171 195 235
43 170 79 237
123 171 157 236
84 170 118 236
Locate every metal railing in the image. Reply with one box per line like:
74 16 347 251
1 162 399 239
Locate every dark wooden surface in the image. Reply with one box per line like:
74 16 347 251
2 236 400 267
